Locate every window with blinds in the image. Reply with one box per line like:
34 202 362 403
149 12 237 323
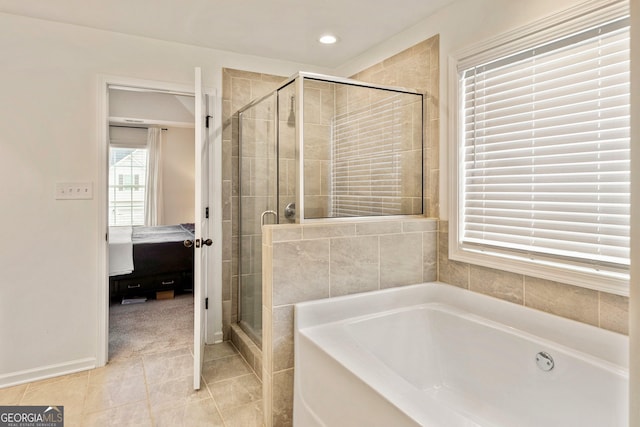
453 4 630 292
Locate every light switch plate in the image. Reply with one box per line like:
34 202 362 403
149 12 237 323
55 182 93 200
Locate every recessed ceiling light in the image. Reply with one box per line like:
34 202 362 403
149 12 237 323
319 34 338 45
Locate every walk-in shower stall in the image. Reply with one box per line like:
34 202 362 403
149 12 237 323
237 72 424 345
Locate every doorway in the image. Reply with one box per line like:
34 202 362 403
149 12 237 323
106 86 196 360
96 74 223 382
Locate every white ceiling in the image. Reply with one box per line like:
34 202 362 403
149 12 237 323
0 0 457 68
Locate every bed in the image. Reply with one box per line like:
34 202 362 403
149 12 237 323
108 223 195 299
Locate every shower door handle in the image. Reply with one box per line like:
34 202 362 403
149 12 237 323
261 210 278 228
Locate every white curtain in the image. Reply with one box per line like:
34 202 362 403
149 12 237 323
145 127 164 226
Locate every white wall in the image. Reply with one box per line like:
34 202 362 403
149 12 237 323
0 12 327 386
336 0 586 221
162 127 195 225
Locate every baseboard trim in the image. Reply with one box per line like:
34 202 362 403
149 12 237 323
0 357 96 389
211 331 224 344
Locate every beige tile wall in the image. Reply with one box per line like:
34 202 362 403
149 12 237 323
301 79 333 218
438 221 629 335
261 218 438 427
276 82 297 222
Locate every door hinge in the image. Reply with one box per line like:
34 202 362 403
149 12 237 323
205 115 212 128
205 297 209 309
205 206 209 219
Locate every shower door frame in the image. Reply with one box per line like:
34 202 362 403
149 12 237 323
237 91 279 346
238 71 424 224
236 72 424 346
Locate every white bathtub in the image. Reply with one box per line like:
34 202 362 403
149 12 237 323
293 282 628 427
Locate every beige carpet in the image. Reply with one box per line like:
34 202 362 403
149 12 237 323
109 293 194 361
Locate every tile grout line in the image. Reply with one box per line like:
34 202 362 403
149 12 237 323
203 379 229 427
17 383 28 405
78 371 90 421
204 342 263 426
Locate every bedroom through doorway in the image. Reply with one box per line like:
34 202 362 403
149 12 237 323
106 85 197 361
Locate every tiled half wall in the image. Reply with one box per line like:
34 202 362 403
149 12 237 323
261 217 438 427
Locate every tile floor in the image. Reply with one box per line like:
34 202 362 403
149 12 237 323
0 292 264 426
0 342 263 427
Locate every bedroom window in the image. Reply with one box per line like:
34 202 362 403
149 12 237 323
109 147 147 226
450 0 630 295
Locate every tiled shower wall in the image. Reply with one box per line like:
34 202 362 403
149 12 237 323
351 35 440 218
276 82 297 221
300 79 332 218
329 85 423 217
300 80 423 219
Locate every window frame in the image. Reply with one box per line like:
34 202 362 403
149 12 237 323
448 0 630 296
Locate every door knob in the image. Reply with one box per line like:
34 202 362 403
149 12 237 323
202 238 213 246
183 239 194 248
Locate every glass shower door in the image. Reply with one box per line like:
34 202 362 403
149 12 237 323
277 81 297 223
238 93 277 346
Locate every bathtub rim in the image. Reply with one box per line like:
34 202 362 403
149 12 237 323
294 281 628 369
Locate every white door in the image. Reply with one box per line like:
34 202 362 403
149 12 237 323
193 67 211 389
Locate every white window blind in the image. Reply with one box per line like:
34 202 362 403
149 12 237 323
458 15 630 278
